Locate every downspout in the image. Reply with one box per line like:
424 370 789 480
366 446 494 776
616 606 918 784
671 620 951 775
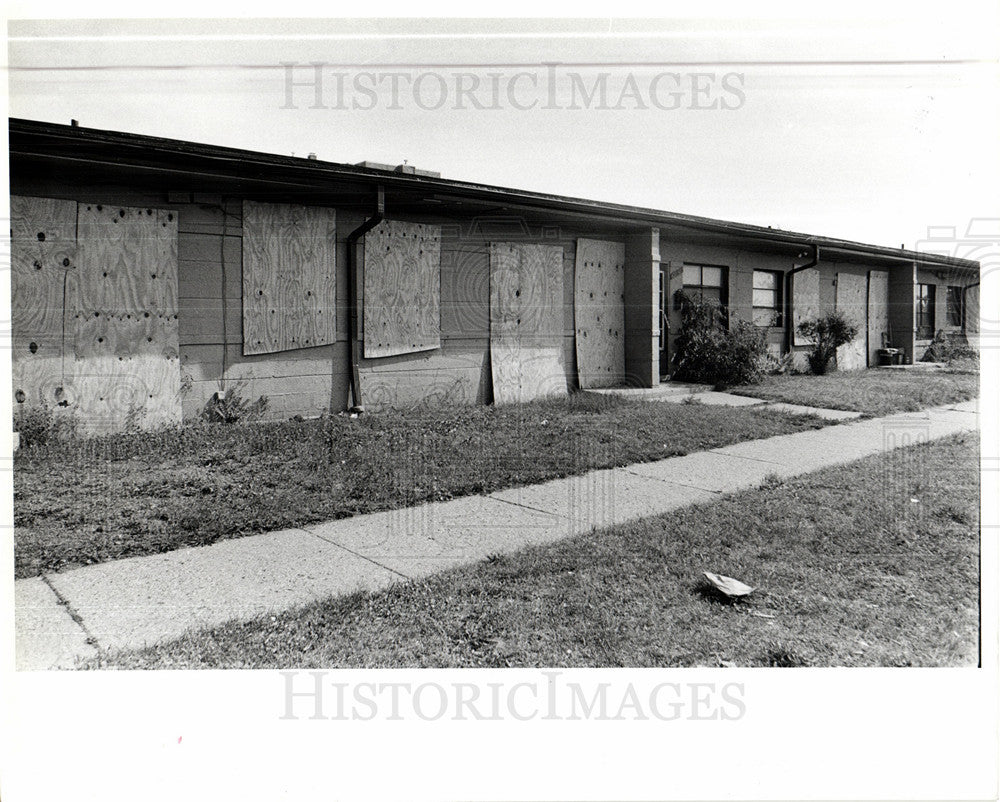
345 185 385 413
784 244 819 354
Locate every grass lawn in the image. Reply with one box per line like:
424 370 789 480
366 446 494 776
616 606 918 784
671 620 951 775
14 392 831 578
729 367 978 416
89 432 980 669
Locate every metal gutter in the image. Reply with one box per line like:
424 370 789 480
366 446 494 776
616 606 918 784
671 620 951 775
344 185 385 413
784 245 819 352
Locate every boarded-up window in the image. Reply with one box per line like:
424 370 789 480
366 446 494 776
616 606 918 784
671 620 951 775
242 200 337 355
792 268 820 346
836 272 868 370
490 242 567 404
11 197 182 431
363 219 442 358
574 238 625 388
10 196 79 414
74 203 182 429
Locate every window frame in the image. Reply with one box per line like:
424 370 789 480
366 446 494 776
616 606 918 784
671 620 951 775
679 263 729 309
751 269 784 328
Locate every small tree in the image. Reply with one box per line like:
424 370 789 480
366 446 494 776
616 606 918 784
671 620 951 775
796 311 859 375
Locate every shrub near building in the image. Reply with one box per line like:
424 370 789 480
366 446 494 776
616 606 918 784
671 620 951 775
671 292 769 389
796 312 859 375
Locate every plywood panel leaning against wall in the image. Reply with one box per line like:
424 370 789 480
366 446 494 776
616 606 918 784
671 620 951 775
835 272 868 370
867 270 890 365
242 200 337 355
10 195 78 414
574 238 625 388
490 242 567 404
792 268 820 346
363 219 442 358
74 203 182 430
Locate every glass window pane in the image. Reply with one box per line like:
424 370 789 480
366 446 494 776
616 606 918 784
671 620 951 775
683 265 701 286
702 266 723 287
701 288 722 305
753 288 776 308
753 270 776 290
753 309 778 327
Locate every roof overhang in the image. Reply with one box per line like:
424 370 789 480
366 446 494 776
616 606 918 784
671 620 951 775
8 117 980 274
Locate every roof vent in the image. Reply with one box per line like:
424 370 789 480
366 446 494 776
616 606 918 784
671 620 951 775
307 152 317 160
354 160 441 178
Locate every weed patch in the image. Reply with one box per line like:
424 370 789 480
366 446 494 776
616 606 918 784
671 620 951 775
15 393 829 577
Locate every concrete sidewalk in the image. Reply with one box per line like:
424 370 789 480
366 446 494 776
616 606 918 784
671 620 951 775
14 399 978 669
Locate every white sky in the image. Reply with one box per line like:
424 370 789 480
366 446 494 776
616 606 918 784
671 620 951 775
4 9 1000 251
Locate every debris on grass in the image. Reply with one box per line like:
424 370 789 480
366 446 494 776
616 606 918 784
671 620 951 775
703 571 755 599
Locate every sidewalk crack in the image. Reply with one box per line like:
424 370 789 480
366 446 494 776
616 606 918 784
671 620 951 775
298 527 412 581
706 449 785 465
40 574 99 649
622 469 724 494
487 493 575 520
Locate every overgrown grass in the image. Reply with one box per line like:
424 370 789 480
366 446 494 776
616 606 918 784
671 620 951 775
14 391 829 578
89 433 979 669
730 368 978 416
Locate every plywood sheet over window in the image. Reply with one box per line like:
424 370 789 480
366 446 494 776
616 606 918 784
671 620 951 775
574 238 625 388
867 270 889 364
363 219 442 358
489 242 567 404
10 196 77 363
10 196 78 418
836 272 868 370
242 200 337 355
11 198 183 432
74 202 182 429
792 268 820 346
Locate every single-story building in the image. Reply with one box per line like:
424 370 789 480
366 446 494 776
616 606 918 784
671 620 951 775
8 118 981 432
